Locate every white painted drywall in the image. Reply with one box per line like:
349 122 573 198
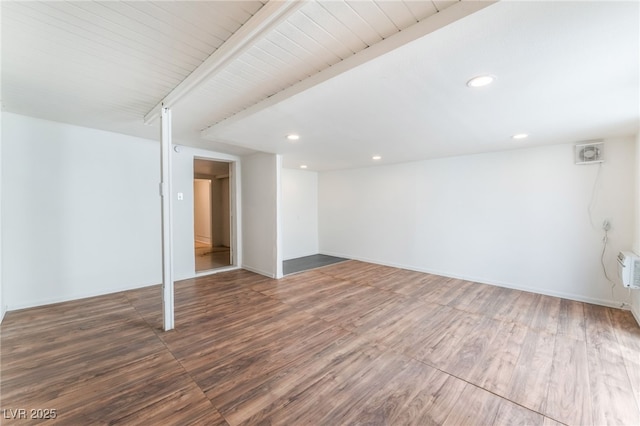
632 132 640 325
319 137 635 307
282 168 319 260
242 153 282 278
1 113 241 310
2 113 163 310
170 147 240 280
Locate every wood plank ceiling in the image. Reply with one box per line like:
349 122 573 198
190 0 455 129
1 1 459 150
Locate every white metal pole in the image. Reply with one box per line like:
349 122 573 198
160 107 175 331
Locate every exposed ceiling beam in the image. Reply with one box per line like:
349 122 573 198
144 0 306 125
201 0 499 141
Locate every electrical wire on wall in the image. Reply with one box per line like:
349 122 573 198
600 220 617 300
587 163 603 229
591 165 631 308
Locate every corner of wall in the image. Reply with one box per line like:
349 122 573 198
0 19 4 324
631 296 640 327
0 108 4 324
275 154 283 279
634 132 640 326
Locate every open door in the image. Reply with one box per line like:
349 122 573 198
194 159 232 272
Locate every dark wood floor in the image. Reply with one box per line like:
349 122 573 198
2 261 639 425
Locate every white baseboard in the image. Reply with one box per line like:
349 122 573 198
319 251 628 309
194 265 241 278
0 305 6 324
195 237 211 245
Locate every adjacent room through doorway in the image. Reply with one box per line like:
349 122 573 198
194 159 232 272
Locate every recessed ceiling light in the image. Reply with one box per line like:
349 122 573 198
300 164 308 169
466 75 495 88
512 133 529 140
287 134 300 141
372 155 382 160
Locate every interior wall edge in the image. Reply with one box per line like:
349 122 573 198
633 132 640 326
281 168 319 260
241 152 279 279
632 301 640 327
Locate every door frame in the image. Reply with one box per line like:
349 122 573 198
193 156 240 275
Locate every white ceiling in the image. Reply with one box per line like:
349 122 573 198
2 1 639 171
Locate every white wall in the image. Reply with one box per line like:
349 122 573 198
319 138 635 307
2 113 241 310
2 113 163 310
170 146 240 280
242 153 282 278
282 168 319 260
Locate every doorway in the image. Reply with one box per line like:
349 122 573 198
194 159 232 272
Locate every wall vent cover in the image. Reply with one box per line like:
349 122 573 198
575 142 604 165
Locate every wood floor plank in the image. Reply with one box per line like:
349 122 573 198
233 334 393 425
506 328 556 412
349 297 429 345
609 307 640 410
557 298 587 341
322 260 398 283
585 304 640 425
542 417 566 426
195 324 347 402
462 282 508 317
467 320 528 396
442 383 502 425
421 277 474 306
544 335 592 425
441 315 502 381
446 281 493 313
343 358 439 425
218 333 389 425
383 302 455 356
394 369 467 426
410 309 483 369
493 290 541 328
493 397 545 425
366 268 434 295
315 352 411 425
2 260 639 424
530 295 561 335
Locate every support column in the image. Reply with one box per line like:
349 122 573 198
160 107 174 331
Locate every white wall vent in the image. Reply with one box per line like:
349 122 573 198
575 142 604 165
